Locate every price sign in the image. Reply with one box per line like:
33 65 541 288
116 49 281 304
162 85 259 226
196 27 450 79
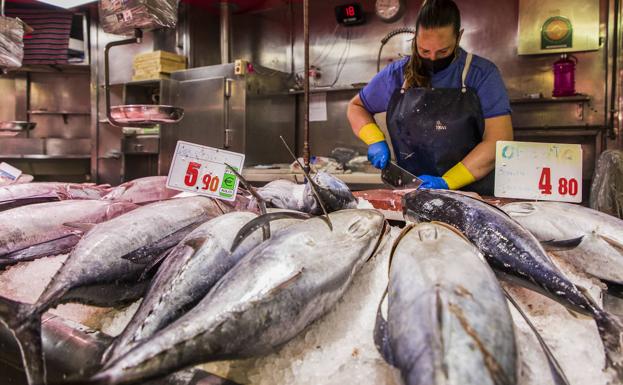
0 162 22 182
166 141 245 202
494 141 582 203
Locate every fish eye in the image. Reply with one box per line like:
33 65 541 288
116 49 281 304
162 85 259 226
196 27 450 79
347 218 370 238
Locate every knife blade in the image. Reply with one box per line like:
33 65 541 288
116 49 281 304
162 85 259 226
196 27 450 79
381 161 423 189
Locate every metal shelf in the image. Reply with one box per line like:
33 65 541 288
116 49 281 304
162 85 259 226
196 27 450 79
6 64 90 74
28 111 90 115
510 95 591 104
288 84 366 95
0 155 90 159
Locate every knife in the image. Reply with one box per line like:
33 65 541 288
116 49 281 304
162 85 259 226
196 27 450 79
381 161 423 189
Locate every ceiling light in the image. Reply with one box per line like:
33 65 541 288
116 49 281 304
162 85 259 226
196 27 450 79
37 0 98 9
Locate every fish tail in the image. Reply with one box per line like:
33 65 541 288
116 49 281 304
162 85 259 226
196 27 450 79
595 310 623 377
0 295 45 385
100 340 118 366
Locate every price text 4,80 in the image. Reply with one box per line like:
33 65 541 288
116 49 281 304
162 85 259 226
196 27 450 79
538 167 579 196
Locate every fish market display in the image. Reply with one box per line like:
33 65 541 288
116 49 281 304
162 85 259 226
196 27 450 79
102 210 308 364
92 209 386 385
257 171 357 214
375 222 516 385
102 176 178 205
502 201 623 285
0 200 137 269
0 182 110 211
403 189 623 374
0 196 227 385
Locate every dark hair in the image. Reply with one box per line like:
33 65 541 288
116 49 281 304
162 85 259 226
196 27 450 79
404 0 462 88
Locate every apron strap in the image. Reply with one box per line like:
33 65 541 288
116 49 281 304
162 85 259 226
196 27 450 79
461 52 473 92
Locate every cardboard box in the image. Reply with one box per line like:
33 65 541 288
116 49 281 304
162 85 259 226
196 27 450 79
133 50 186 64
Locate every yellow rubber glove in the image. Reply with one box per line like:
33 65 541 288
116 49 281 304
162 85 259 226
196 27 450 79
357 123 385 145
442 162 476 190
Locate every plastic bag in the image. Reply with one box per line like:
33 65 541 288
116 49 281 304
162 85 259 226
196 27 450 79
99 0 179 36
0 15 24 69
589 149 623 219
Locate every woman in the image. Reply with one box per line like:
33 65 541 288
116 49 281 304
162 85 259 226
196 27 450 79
347 0 513 195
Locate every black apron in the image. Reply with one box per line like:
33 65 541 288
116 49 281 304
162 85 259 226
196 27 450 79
386 53 494 195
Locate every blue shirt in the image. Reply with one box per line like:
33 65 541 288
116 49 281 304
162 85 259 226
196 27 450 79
360 48 511 119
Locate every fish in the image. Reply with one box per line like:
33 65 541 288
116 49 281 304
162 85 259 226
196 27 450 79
374 222 516 385
91 209 387 385
502 201 623 285
0 196 227 384
23 196 226 319
0 182 110 211
402 189 623 374
101 209 309 364
256 171 357 214
0 200 137 269
102 176 178 205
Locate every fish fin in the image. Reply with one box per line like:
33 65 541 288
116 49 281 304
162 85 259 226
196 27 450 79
564 307 586 319
599 234 623 253
62 222 97 233
504 290 571 385
595 311 623 378
224 163 270 239
101 184 129 201
373 288 395 366
122 222 199 264
0 296 46 385
230 211 311 253
279 135 332 229
138 247 177 281
366 219 390 263
540 236 584 251
267 270 303 296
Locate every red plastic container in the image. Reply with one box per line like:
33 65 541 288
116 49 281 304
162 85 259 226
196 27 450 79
553 54 578 97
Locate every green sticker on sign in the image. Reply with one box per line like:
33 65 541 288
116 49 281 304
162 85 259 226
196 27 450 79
219 168 238 199
541 16 573 49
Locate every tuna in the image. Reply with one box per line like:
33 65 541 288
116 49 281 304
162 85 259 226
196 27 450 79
102 176 178 205
91 209 387 385
375 222 516 385
0 200 137 269
402 189 623 375
0 196 227 385
256 171 357 214
0 182 110 211
502 201 623 285
101 210 309 364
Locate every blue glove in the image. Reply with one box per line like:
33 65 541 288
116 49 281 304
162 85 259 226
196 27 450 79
418 175 449 190
367 141 390 169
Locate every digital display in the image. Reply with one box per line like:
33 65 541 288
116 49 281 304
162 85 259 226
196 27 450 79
335 3 365 26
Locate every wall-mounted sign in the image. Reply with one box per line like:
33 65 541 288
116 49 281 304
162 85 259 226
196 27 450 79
518 0 598 55
541 16 573 49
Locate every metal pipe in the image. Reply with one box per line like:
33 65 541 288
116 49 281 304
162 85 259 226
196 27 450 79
609 0 620 140
303 0 310 174
104 28 142 128
220 2 231 64
1 0 5 17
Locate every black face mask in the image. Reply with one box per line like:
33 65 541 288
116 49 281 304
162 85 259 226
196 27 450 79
419 50 456 74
